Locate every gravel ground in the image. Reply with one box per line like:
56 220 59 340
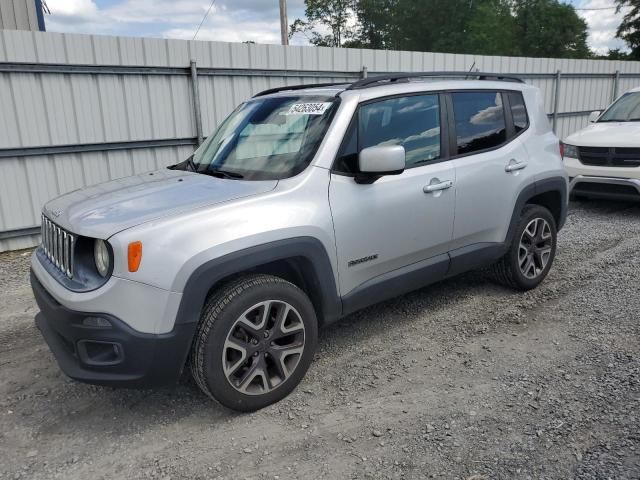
0 200 639 480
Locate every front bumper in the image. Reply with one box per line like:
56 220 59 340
32 271 197 388
569 175 640 202
564 156 640 201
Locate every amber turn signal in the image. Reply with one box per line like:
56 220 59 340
128 241 143 272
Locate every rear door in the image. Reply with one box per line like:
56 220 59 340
329 93 456 298
448 90 531 251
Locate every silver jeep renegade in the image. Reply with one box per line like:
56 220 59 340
31 73 568 412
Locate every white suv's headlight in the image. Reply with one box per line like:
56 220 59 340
94 239 111 277
563 143 579 159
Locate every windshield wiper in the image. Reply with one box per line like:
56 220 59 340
206 167 244 179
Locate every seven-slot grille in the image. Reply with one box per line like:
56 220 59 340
578 146 640 167
41 214 75 278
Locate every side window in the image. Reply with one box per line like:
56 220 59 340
508 92 529 133
334 94 441 173
360 95 441 167
451 92 507 156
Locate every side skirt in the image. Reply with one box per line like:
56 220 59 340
339 243 506 318
446 242 507 278
340 254 450 317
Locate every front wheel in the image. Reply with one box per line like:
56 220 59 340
491 205 557 291
190 274 318 412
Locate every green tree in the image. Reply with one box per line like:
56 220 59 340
349 0 399 49
512 0 592 58
290 0 356 47
464 0 519 56
616 0 640 59
293 0 592 58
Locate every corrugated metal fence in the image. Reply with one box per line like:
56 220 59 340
1 29 640 251
0 0 41 32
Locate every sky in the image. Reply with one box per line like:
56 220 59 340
44 0 630 55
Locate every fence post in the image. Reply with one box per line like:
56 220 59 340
552 70 562 134
612 70 620 102
361 66 368 79
190 60 204 146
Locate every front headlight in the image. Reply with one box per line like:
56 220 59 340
563 143 579 159
94 239 111 277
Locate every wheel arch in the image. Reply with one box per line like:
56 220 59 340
174 237 341 330
506 176 568 245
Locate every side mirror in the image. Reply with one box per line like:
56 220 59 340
588 110 602 123
356 145 405 183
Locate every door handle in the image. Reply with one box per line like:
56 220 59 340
423 180 453 193
505 159 528 172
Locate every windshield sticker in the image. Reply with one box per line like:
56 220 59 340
285 102 332 115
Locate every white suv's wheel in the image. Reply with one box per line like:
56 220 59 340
491 205 557 291
190 274 318 412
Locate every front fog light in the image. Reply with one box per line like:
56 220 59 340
82 316 112 328
94 239 111 277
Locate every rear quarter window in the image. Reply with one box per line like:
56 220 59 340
508 92 529 133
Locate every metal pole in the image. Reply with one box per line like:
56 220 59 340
552 70 561 134
279 0 289 46
612 70 620 101
361 66 368 79
190 60 204 146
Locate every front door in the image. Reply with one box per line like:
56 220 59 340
329 93 456 299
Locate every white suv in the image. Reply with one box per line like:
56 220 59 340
31 73 568 411
564 86 640 201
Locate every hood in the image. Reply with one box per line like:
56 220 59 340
564 122 640 148
43 169 277 239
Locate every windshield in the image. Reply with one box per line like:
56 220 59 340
598 92 640 122
189 95 338 180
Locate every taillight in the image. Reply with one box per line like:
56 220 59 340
559 141 564 160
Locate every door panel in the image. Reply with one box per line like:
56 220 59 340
447 91 531 249
330 162 456 296
451 138 530 248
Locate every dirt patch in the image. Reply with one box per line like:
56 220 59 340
0 201 639 479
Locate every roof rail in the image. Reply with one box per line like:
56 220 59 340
251 72 524 98
347 71 525 90
253 82 349 98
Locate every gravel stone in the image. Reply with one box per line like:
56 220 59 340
0 201 639 479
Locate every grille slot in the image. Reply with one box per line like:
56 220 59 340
41 215 75 278
578 147 640 167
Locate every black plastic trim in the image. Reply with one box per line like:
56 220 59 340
505 177 568 247
32 271 196 388
341 254 450 316
447 243 507 278
175 237 341 327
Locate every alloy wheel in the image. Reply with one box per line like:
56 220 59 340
518 217 553 279
222 300 306 395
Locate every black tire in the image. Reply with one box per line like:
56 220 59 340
190 274 318 412
491 204 557 291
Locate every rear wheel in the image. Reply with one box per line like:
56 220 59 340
491 205 557 291
190 274 318 412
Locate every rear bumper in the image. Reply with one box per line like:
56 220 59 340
32 271 197 388
569 175 640 202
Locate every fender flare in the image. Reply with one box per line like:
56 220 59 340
173 236 341 328
505 176 568 246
